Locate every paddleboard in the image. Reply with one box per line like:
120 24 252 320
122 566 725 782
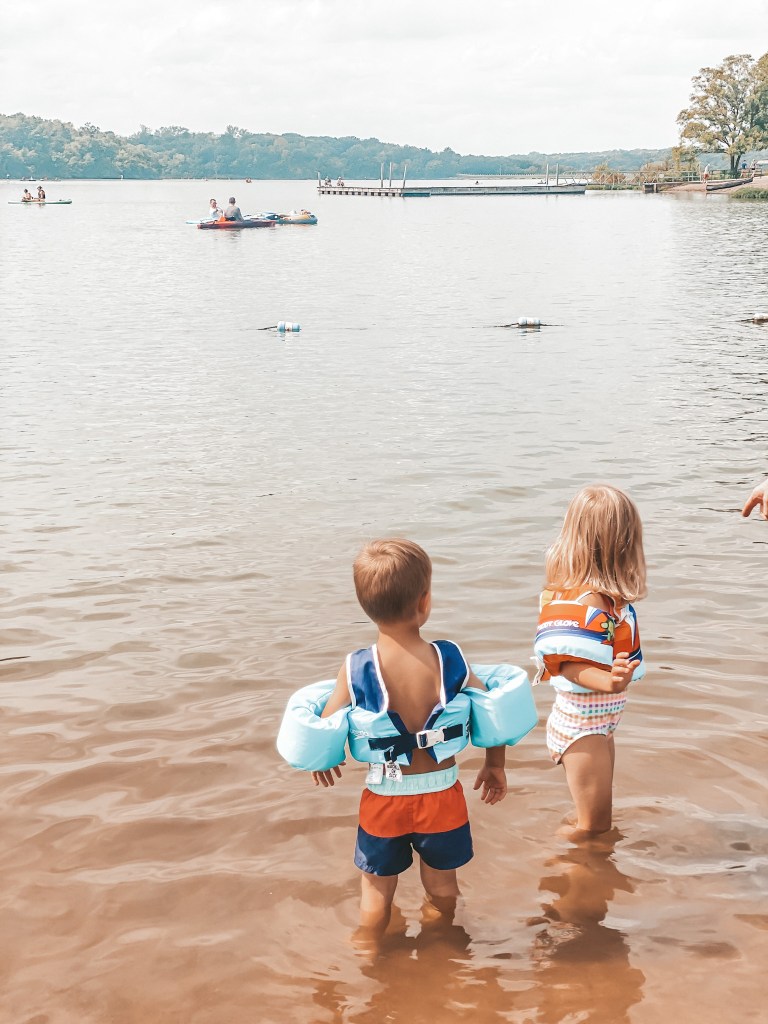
8 199 73 205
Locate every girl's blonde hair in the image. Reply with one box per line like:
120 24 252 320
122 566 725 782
545 485 647 604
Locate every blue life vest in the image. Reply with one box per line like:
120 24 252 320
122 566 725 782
347 640 471 767
276 642 538 773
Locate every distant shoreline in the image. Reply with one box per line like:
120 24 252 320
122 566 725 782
1 111 676 180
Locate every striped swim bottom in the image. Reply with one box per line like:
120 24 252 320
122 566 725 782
546 689 628 763
354 769 473 876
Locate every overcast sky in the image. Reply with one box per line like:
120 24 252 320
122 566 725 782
1 1 766 153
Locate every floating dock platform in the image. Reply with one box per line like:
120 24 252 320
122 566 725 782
317 182 586 198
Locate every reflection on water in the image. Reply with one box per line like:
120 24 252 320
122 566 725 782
529 834 645 1024
1 181 767 1022
314 904 509 1024
308 836 647 1024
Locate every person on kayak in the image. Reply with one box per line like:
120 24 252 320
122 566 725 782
224 197 244 221
208 198 222 219
21 189 33 202
37 186 46 201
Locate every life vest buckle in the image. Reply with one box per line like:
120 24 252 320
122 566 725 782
415 727 445 749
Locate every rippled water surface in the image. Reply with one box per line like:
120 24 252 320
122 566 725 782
1 179 767 1023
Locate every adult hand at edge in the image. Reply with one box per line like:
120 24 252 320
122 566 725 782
742 479 768 519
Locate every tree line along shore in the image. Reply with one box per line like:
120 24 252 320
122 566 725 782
0 113 675 181
4 51 768 184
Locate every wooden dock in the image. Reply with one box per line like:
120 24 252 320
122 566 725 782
316 182 586 198
317 185 430 197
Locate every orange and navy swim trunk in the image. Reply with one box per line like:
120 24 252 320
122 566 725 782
354 771 473 876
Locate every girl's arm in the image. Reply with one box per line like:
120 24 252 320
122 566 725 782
560 653 640 694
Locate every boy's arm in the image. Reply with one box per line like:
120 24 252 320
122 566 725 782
473 745 507 804
560 654 640 694
312 664 350 788
320 663 352 718
466 669 507 803
466 669 487 691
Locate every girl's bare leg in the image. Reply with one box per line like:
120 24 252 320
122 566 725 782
560 734 614 836
419 862 459 921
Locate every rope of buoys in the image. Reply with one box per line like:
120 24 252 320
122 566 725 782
257 322 302 332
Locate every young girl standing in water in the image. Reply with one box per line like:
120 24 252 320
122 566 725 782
534 485 647 836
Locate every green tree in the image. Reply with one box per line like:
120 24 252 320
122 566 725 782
752 53 768 138
669 144 699 177
677 53 768 173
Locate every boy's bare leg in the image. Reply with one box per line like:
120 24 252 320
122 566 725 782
358 872 398 934
419 862 460 922
560 734 614 837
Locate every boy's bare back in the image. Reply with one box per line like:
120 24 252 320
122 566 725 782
375 634 450 775
376 634 442 733
322 631 462 776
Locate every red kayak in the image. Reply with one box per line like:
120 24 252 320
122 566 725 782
198 218 275 229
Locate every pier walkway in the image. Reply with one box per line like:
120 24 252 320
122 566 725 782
316 182 586 198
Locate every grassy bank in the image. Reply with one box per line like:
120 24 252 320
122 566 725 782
731 186 768 200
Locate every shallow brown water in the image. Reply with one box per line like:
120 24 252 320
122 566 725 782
1 180 767 1023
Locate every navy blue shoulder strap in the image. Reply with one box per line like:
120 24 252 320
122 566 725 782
347 647 386 712
432 640 469 702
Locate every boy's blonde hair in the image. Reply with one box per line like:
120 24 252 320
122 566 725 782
545 485 647 604
353 539 432 624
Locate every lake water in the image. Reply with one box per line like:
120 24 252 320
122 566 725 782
1 179 767 1024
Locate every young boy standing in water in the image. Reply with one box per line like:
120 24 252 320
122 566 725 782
311 539 508 937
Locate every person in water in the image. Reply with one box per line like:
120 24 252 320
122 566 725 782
742 478 768 519
223 197 243 221
534 485 646 837
37 185 46 201
208 198 222 219
21 189 33 202
310 539 508 936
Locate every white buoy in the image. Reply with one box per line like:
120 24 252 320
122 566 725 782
277 321 301 333
517 317 541 328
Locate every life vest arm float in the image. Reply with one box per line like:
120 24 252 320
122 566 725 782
465 664 537 747
276 680 350 771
